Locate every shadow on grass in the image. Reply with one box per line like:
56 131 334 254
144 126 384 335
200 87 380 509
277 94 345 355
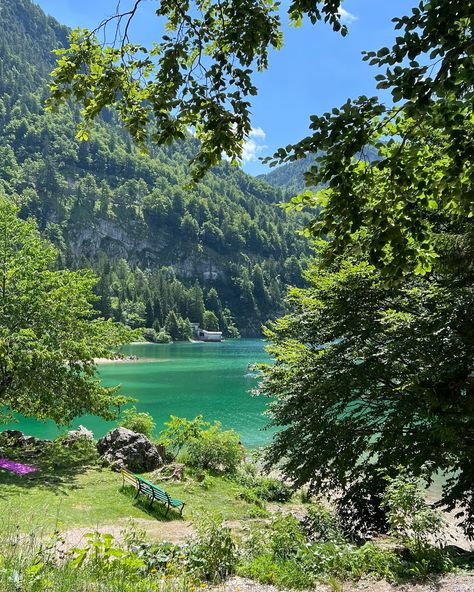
119 484 184 522
0 443 99 498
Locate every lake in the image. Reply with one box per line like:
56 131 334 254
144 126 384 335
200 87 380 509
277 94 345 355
8 339 275 447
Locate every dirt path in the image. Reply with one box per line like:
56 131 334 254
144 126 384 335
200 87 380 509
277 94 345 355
211 574 474 592
59 517 194 549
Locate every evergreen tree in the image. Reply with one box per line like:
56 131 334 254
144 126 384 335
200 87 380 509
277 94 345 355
164 310 180 341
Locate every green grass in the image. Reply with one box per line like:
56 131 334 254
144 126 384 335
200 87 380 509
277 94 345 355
0 462 265 533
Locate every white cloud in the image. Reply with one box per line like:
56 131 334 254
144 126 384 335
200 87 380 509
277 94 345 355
338 7 358 24
242 127 267 162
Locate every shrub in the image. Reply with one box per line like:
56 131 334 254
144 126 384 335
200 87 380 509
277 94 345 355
119 407 156 438
303 503 345 543
301 541 400 581
268 513 306 561
159 415 209 460
155 329 172 343
187 515 236 583
46 434 98 469
238 553 315 590
142 327 158 342
185 423 244 473
381 467 446 552
234 465 293 503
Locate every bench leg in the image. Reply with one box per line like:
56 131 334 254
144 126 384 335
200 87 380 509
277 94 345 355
179 504 185 517
134 488 140 499
165 503 170 517
149 497 154 508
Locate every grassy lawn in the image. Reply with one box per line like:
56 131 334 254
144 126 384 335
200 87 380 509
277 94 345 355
0 460 264 534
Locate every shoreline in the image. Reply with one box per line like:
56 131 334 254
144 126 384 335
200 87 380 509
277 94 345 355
94 355 144 364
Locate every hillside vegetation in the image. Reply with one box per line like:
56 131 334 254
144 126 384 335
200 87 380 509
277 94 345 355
0 0 308 336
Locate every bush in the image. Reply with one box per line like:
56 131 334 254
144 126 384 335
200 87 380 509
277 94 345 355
155 329 172 343
185 422 244 473
301 541 400 581
119 407 156 438
45 434 99 469
234 465 293 503
142 327 158 342
382 467 446 552
159 415 209 460
303 503 345 543
187 515 236 583
238 553 315 590
160 415 244 473
268 513 307 561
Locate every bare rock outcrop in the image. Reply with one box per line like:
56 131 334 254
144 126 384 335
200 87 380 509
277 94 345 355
96 427 162 472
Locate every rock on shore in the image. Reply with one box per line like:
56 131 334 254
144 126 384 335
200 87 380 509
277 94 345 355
97 427 163 472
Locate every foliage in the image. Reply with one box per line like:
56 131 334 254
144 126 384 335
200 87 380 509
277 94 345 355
119 406 156 438
303 503 345 543
237 512 401 588
382 467 446 552
239 552 316 590
234 464 293 503
46 434 99 470
142 327 158 343
265 1 474 278
0 525 194 591
159 415 210 461
47 1 347 179
267 513 307 561
185 422 244 473
238 499 461 589
0 197 134 424
156 329 172 343
46 0 474 278
159 415 244 473
259 236 474 536
0 466 465 591
187 515 236 583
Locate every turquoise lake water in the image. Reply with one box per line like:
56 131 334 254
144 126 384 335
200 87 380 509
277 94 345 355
8 339 275 447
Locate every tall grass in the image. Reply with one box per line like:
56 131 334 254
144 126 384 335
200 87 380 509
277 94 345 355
0 514 197 591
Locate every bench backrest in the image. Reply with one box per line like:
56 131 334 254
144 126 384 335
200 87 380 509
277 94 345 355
121 468 139 487
138 477 171 504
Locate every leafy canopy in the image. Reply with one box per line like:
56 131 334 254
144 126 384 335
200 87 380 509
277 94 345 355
0 197 134 424
267 0 474 277
259 228 474 535
46 0 346 180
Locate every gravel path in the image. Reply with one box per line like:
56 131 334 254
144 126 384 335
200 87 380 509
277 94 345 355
211 574 474 592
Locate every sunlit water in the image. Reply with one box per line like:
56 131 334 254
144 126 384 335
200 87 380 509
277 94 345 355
7 339 275 447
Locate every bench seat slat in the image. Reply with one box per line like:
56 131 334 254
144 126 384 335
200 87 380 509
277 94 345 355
120 469 185 515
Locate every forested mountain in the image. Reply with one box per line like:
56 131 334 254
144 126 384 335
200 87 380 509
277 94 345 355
0 0 308 337
259 147 380 194
258 155 317 195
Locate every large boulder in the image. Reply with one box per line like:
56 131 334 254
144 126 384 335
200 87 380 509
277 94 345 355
97 427 162 472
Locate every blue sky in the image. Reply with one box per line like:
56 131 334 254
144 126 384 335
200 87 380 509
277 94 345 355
36 1 414 174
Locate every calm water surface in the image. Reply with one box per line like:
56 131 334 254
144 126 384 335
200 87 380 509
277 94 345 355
10 339 274 447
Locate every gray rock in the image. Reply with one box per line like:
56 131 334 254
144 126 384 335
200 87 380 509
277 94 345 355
96 427 162 472
0 430 50 449
63 425 94 445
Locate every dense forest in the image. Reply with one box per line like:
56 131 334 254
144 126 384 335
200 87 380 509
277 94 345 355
0 0 308 337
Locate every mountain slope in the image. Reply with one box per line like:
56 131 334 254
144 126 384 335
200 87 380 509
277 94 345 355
259 147 380 194
0 0 308 336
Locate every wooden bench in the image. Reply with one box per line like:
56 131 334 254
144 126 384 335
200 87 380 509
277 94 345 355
120 468 185 516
